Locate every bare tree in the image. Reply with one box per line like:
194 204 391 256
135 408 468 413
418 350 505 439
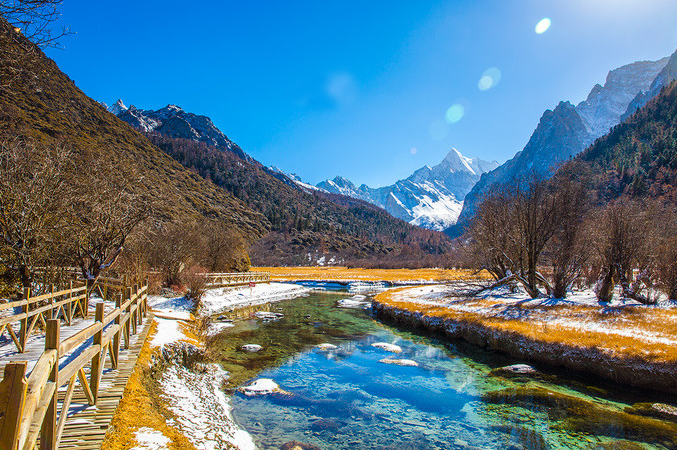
545 172 590 298
647 204 677 300
0 139 71 291
202 220 250 272
591 200 652 304
0 0 71 48
65 155 151 287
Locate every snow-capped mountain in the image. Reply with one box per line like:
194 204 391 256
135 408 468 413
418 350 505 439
316 148 498 231
454 52 672 232
107 99 249 160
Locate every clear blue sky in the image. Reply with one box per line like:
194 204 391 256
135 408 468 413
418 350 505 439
47 0 677 187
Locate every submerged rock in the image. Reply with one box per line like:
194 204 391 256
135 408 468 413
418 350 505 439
241 344 263 353
626 402 677 423
316 343 339 351
379 358 419 367
280 441 322 450
238 378 288 396
371 342 402 353
490 424 547 450
484 386 677 447
310 418 346 431
489 364 541 379
254 311 284 322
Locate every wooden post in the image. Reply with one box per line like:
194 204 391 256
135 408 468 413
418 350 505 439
66 281 73 326
19 288 29 353
49 284 55 320
123 289 131 349
112 294 121 370
85 279 94 319
40 319 60 450
103 279 108 302
127 287 137 336
0 362 28 450
90 303 104 404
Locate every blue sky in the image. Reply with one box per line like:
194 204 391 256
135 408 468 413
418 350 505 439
48 0 677 186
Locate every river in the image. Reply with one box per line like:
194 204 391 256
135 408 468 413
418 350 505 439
211 290 677 450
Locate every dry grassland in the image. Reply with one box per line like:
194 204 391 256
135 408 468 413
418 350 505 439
253 266 488 283
375 288 677 364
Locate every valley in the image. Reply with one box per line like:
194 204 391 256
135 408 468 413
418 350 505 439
1 2 677 450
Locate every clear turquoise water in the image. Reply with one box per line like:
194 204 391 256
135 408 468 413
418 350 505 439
213 292 677 450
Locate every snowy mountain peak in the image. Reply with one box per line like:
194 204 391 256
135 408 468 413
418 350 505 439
107 99 128 115
576 57 668 138
316 147 498 230
108 99 250 160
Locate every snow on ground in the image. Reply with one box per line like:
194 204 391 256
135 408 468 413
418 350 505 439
159 363 255 450
386 283 677 351
132 428 171 450
200 282 309 316
144 282 312 450
147 295 195 348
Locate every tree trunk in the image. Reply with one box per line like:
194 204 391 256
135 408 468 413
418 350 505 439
595 267 615 302
617 264 655 305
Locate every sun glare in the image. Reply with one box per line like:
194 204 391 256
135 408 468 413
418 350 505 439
445 104 465 124
535 17 551 34
478 67 501 91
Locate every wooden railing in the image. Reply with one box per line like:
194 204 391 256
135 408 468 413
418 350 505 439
0 283 148 450
0 283 88 354
203 271 270 289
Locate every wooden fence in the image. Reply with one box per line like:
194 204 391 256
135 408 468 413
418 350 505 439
203 271 270 289
0 283 148 450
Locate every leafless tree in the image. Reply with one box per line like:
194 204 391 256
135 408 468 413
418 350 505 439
202 220 250 272
591 200 653 304
0 139 71 291
545 172 590 298
0 0 71 48
65 155 151 287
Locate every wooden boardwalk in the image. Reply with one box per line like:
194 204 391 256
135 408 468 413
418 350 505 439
55 314 152 449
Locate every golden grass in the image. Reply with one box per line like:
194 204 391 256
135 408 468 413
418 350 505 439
253 266 490 282
101 321 198 450
375 288 677 364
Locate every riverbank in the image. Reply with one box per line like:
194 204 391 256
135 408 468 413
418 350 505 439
373 285 677 394
102 282 307 450
254 266 487 284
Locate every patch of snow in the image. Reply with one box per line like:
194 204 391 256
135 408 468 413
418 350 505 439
200 282 310 316
379 358 419 367
316 343 339 351
337 295 372 309
240 344 262 353
132 427 171 450
151 318 187 348
238 378 285 396
160 363 255 450
371 342 403 353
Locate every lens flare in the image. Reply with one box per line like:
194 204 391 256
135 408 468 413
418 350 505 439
535 18 551 34
410 147 418 155
478 67 501 91
445 104 465 124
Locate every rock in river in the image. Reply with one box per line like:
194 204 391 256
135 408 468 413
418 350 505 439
241 344 263 353
371 342 402 353
379 358 419 367
238 378 288 396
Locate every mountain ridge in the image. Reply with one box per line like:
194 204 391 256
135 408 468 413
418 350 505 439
315 148 498 231
452 52 673 234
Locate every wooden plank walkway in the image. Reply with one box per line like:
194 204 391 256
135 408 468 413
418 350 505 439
55 313 153 449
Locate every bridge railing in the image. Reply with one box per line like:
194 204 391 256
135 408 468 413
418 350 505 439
0 283 88 354
0 283 148 450
203 271 270 289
